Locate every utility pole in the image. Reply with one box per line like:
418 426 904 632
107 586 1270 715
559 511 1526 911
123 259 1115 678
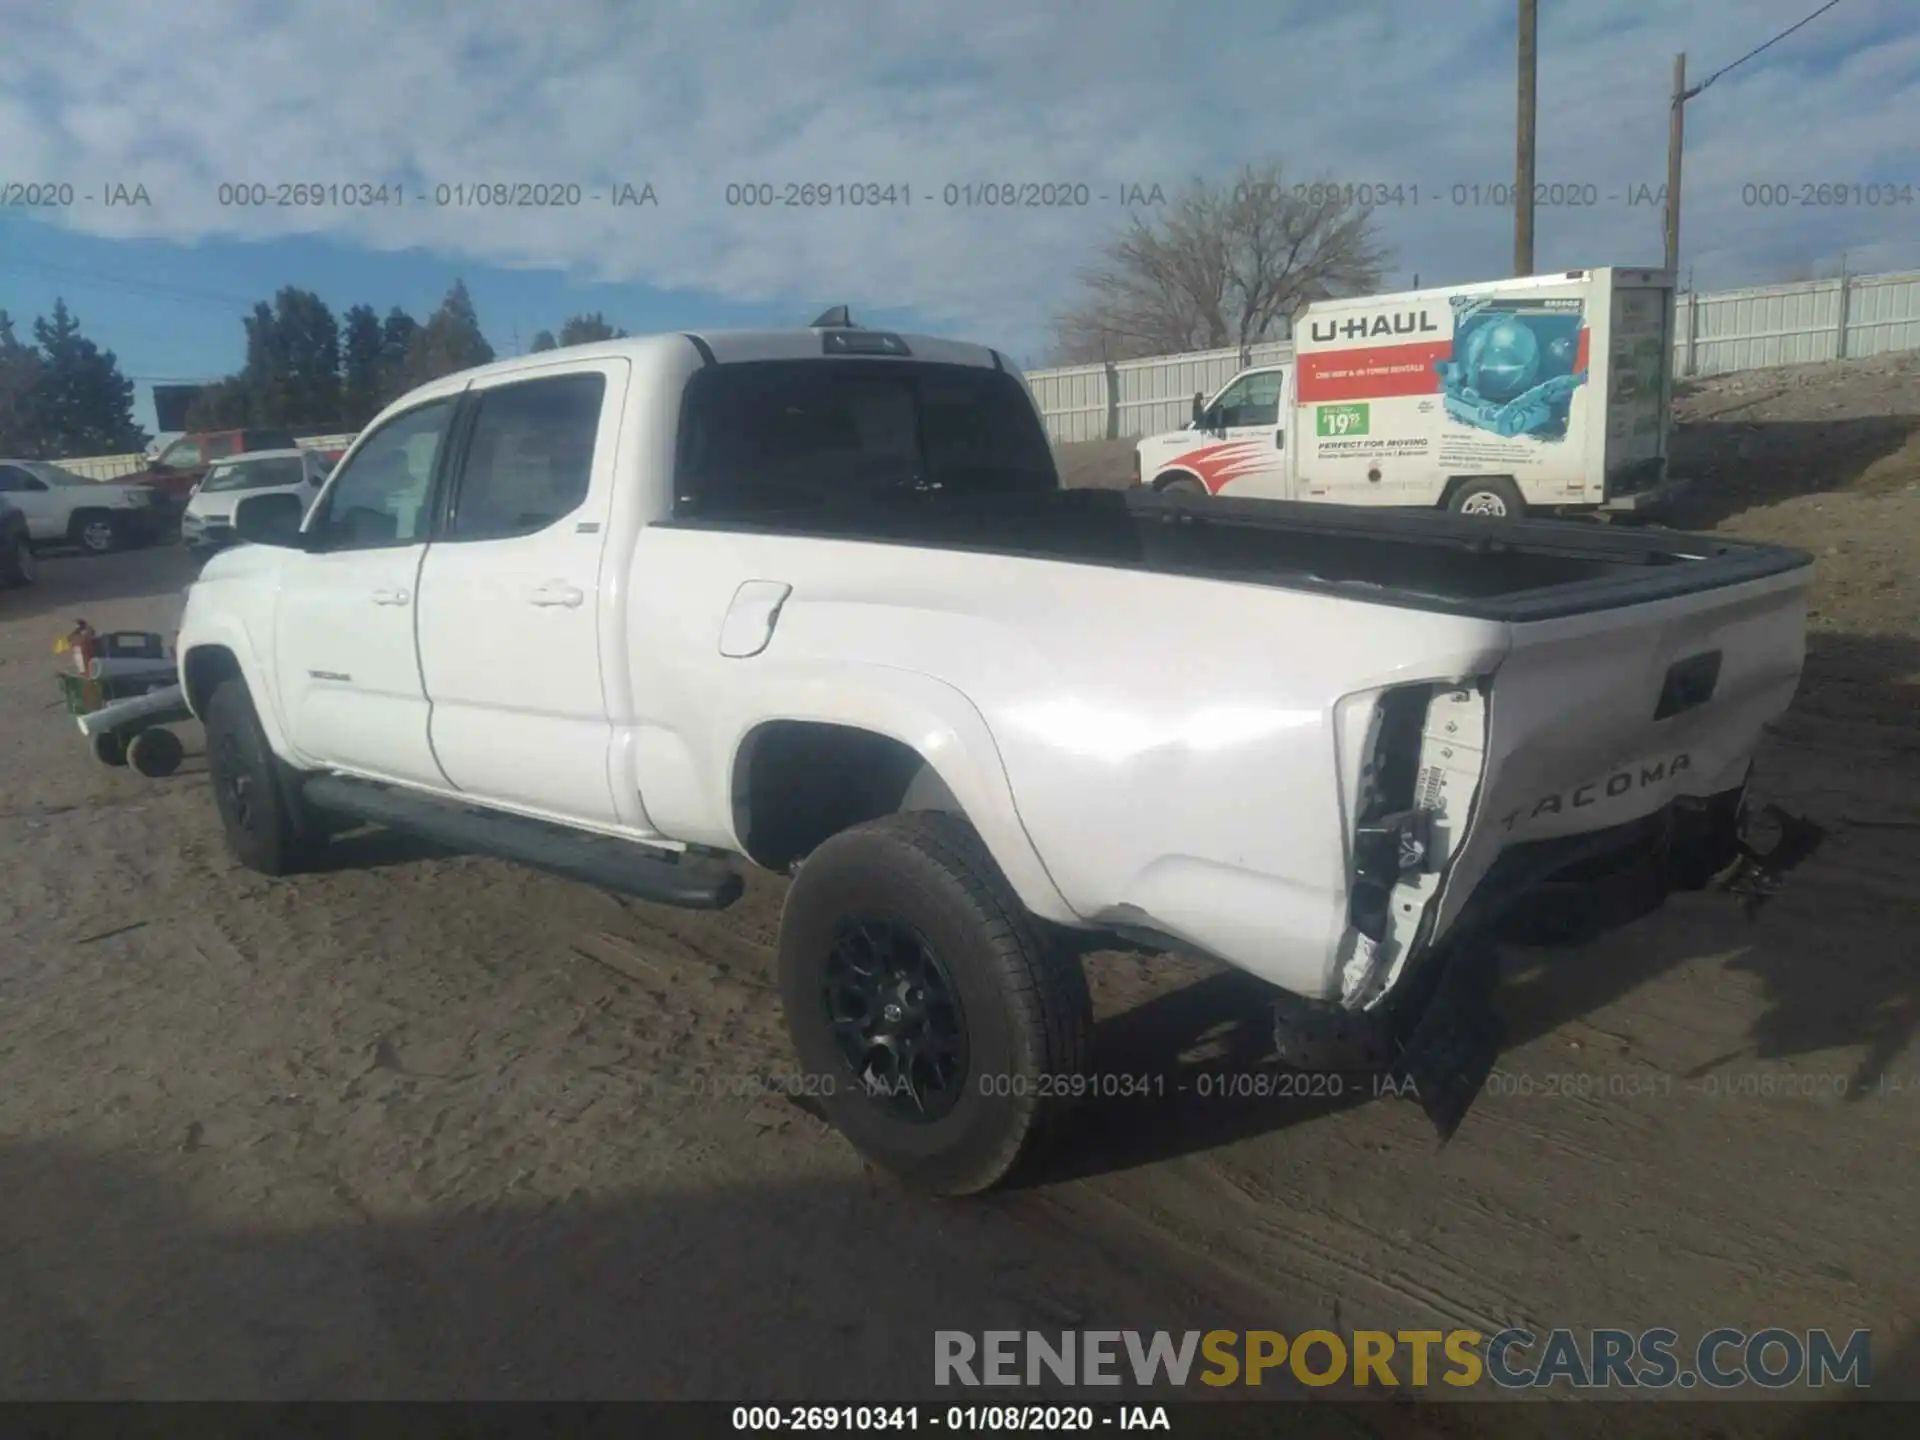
1515 0 1538 275
1661 4 1847 280
1665 53 1687 276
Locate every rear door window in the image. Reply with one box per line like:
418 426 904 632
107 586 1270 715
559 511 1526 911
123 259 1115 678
444 373 605 541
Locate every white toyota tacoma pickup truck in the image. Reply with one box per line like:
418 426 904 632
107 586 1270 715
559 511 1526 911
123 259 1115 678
176 313 1812 1195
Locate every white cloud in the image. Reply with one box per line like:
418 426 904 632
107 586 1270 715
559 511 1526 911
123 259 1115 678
3 0 1916 357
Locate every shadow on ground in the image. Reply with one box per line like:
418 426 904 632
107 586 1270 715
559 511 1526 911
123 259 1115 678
1668 416 1920 529
0 1137 1287 1408
5 543 197 627
0 1138 1903 1425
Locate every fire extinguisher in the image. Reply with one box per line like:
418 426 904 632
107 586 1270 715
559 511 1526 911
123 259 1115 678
55 620 102 708
60 620 100 676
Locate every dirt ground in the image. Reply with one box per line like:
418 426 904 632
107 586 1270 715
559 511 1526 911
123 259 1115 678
2 353 1917 1429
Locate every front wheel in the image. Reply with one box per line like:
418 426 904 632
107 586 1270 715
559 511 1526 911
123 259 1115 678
204 678 316 875
777 812 1093 1196
1155 473 1208 497
1447 478 1526 518
0 530 32 587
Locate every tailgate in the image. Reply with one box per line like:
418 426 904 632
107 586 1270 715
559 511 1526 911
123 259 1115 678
1424 562 1810 949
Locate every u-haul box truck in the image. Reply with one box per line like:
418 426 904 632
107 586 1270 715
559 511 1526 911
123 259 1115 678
1133 267 1683 517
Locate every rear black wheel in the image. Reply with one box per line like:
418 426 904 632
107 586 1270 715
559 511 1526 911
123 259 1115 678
204 678 316 875
91 731 128 768
778 812 1092 1196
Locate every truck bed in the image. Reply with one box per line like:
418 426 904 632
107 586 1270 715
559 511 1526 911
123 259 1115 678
665 486 1811 622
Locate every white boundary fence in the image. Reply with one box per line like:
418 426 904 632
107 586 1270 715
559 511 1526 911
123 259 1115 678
1025 267 1920 445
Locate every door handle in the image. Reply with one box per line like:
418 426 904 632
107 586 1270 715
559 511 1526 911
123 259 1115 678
372 587 410 606
1274 428 1285 450
528 581 585 609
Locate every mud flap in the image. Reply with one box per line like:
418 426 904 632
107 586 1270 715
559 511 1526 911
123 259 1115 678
1387 936 1505 1143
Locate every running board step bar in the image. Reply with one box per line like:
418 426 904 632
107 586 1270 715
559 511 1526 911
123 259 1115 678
301 775 744 911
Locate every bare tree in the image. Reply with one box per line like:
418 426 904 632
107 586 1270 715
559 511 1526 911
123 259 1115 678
1050 162 1391 364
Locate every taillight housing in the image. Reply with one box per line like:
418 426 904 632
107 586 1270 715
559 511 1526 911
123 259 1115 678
1348 685 1442 941
1336 680 1492 1008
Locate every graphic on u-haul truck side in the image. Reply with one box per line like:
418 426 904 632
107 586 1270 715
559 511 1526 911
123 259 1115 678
1436 296 1587 440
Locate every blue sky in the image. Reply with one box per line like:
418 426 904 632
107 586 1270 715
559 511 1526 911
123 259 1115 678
2 0 1916 439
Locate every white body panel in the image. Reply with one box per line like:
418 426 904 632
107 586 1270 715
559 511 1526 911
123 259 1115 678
178 325 1806 1008
272 541 443 786
414 358 633 824
1135 267 1676 511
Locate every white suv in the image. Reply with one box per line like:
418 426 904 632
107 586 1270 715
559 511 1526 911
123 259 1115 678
181 449 330 557
0 460 169 554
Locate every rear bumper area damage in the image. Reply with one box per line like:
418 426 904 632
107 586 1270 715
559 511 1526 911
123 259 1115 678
1275 775 1753 1136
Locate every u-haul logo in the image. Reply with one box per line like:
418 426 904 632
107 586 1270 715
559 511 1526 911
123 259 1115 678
1498 754 1691 832
1308 311 1441 343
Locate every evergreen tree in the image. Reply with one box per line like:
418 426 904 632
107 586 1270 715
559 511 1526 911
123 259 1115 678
530 329 558 353
30 300 147 456
378 306 421 404
399 280 495 390
0 310 46 457
241 287 341 426
556 312 626 346
341 304 386 425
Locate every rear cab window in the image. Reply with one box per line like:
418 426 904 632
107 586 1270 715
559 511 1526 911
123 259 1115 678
673 360 1057 518
159 438 204 469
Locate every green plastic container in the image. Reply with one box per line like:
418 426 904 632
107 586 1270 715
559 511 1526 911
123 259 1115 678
57 670 174 717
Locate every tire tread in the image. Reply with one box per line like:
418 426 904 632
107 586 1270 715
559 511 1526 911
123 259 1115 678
782 811 1092 1195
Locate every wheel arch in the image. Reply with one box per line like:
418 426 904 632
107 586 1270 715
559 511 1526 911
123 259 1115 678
1151 467 1209 493
719 674 1076 924
180 639 295 761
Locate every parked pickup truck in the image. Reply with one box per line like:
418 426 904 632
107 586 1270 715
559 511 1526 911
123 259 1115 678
176 314 1812 1195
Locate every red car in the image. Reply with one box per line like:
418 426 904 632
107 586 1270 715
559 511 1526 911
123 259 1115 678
144 429 299 502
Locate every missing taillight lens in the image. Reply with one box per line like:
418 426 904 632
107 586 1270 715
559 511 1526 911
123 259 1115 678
1359 686 1429 825
1349 685 1440 941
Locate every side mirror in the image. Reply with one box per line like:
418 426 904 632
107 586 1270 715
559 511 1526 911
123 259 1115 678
233 491 308 548
1191 392 1206 427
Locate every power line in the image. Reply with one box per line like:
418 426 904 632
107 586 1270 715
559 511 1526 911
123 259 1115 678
1685 0 1845 99
0 259 257 311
